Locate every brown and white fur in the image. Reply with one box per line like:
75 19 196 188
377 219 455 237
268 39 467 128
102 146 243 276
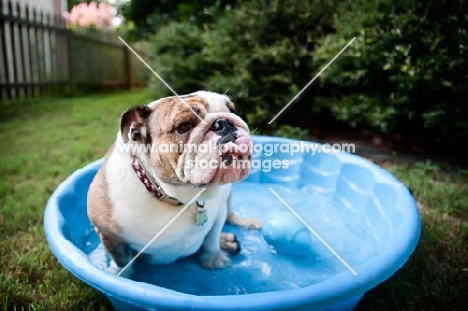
87 91 261 277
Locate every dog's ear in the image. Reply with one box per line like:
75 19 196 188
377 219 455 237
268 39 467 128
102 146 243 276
120 105 152 143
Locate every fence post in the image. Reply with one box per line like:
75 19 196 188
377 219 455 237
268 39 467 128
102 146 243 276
17 2 29 98
0 0 12 99
66 29 75 96
123 44 131 90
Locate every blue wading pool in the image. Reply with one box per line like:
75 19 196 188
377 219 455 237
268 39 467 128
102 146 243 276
44 136 420 311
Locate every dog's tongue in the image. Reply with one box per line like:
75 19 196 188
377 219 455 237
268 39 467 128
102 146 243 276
220 135 251 157
234 135 250 147
204 130 251 156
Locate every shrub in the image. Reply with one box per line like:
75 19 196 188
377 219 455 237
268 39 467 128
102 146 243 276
119 0 240 41
314 0 468 139
148 0 468 141
148 22 207 96
148 0 338 129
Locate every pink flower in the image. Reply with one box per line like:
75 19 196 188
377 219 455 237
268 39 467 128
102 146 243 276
63 1 115 31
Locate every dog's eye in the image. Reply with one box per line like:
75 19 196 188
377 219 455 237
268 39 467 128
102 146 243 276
176 122 192 134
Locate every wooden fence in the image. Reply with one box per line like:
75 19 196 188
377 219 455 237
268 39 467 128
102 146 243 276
0 0 148 101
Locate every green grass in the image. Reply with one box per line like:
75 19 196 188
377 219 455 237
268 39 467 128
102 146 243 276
0 90 152 310
356 161 468 310
1 90 467 310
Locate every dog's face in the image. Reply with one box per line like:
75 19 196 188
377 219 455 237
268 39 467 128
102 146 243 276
120 91 251 187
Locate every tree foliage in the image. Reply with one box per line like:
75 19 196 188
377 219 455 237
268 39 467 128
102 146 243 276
147 0 468 140
119 0 240 41
67 0 104 12
314 0 468 139
148 0 337 128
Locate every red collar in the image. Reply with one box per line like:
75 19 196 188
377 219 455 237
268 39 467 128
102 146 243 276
130 152 182 205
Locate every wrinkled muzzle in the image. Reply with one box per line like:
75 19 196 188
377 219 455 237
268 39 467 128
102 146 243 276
177 113 252 186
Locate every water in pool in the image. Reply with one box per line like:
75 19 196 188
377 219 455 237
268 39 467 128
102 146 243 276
83 183 379 295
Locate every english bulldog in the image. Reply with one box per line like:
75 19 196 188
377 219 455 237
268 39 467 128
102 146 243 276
87 91 261 277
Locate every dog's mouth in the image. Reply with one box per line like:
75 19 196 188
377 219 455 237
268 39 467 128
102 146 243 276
207 129 252 181
218 134 252 165
180 116 252 186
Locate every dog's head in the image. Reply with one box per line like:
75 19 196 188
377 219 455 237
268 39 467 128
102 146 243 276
119 91 251 187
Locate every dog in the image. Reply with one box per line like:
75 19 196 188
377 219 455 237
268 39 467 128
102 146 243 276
87 91 261 277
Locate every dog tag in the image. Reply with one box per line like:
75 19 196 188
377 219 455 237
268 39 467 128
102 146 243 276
195 200 208 226
196 209 208 226
195 200 207 226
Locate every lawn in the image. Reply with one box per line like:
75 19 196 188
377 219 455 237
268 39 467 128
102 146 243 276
1 89 467 310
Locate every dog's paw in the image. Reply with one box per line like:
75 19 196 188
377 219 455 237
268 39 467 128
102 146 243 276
245 218 262 229
220 233 240 254
200 251 231 269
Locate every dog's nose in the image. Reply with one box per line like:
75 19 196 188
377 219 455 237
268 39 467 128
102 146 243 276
210 118 235 132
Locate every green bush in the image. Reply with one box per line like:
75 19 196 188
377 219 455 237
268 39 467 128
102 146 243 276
148 22 207 95
314 0 468 139
148 0 468 140
148 0 338 129
119 0 240 41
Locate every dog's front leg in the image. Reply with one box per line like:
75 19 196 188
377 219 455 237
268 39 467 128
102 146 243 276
199 206 231 269
226 192 262 229
97 228 134 278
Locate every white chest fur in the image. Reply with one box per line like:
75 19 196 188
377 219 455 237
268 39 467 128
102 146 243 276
105 147 231 264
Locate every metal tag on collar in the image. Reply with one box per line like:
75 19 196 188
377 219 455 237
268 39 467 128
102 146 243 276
195 200 208 226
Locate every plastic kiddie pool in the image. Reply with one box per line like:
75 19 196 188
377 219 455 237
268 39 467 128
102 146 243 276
44 136 420 311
